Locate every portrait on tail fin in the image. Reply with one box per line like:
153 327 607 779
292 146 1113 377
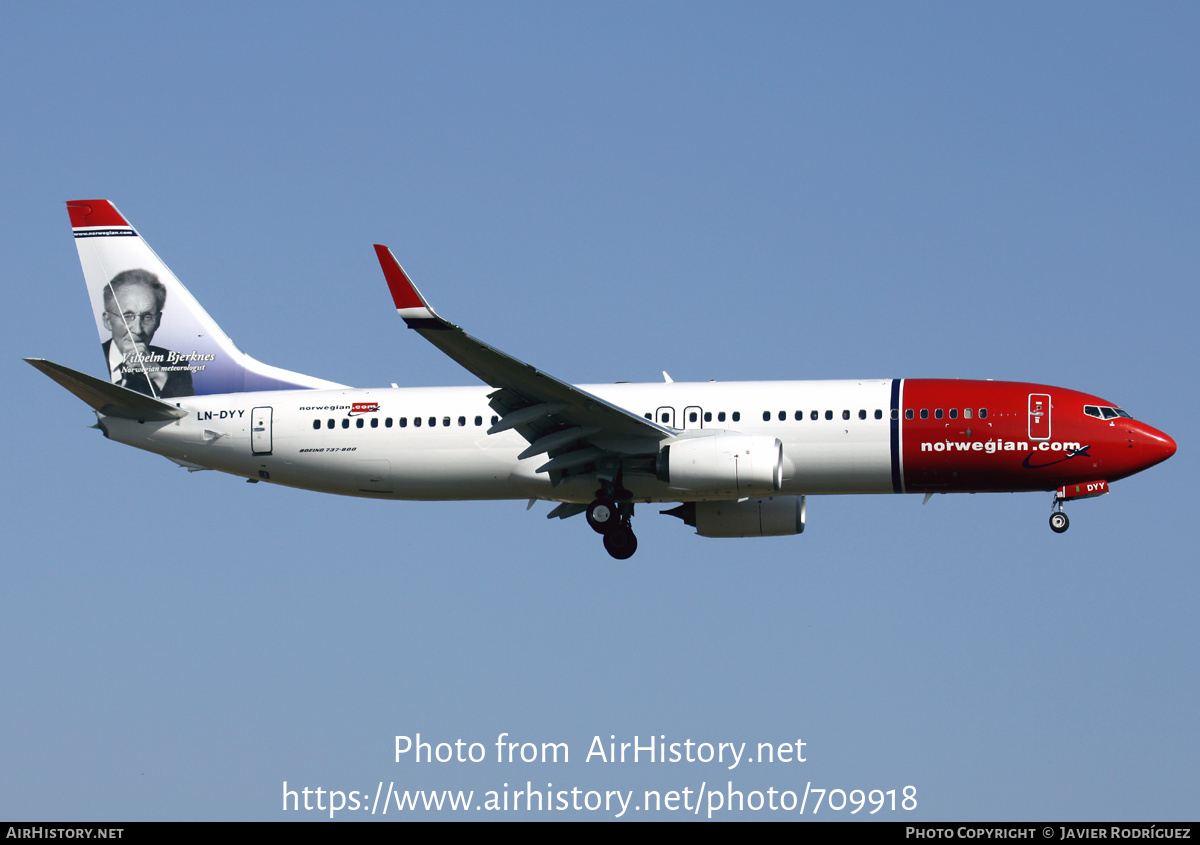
69 199 343 397
101 268 194 398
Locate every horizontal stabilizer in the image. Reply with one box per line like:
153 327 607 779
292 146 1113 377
25 358 187 421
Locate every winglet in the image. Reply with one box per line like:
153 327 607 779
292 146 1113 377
374 245 443 328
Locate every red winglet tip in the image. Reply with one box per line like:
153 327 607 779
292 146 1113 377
67 199 129 228
374 244 425 311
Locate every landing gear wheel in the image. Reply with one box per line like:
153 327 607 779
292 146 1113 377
1049 512 1069 533
586 498 620 534
603 526 638 559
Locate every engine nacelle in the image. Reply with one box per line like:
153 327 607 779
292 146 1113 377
657 434 783 497
663 496 807 538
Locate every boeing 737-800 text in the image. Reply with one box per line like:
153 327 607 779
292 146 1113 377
27 200 1176 558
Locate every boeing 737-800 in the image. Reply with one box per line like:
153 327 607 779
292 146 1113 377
27 200 1176 558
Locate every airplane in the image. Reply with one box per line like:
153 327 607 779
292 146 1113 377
27 200 1177 559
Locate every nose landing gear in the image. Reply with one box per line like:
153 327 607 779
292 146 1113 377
1049 488 1071 534
1051 482 1113 535
1049 481 1109 534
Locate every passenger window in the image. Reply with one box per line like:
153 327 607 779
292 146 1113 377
414 417 422 427
949 409 958 419
718 412 726 422
689 412 698 423
964 408 973 419
458 416 466 426
732 412 741 422
443 416 451 427
661 413 670 423
371 418 379 428
905 409 914 420
475 416 483 426
825 410 833 420
920 409 929 419
878 409 885 420
428 417 436 427
778 411 786 421
704 412 712 422
811 410 818 420
312 420 320 430
934 409 943 419
356 418 364 428
644 413 652 419
399 417 407 427
858 409 867 420
327 419 334 429
842 410 850 420
795 411 802 421
763 411 771 422
491 416 499 425
342 419 350 429
979 409 988 419
386 418 393 428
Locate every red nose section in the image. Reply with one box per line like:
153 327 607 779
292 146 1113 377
1140 425 1177 468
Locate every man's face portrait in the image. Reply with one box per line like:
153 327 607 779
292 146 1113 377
102 280 162 359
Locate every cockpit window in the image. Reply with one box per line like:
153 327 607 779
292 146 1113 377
1086 404 1132 420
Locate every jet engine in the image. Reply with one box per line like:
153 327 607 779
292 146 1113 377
663 496 807 538
656 434 782 497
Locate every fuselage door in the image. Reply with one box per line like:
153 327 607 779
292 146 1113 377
656 406 677 429
683 405 704 430
251 406 273 455
1028 393 1051 441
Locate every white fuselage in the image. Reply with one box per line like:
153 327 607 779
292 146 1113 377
101 379 895 503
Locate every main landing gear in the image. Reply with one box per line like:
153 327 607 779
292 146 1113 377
586 495 637 559
1049 496 1070 534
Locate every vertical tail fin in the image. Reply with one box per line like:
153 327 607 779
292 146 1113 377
68 200 344 398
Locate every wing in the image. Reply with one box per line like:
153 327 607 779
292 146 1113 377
374 245 671 486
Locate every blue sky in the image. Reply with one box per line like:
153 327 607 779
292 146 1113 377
2 2 1197 820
